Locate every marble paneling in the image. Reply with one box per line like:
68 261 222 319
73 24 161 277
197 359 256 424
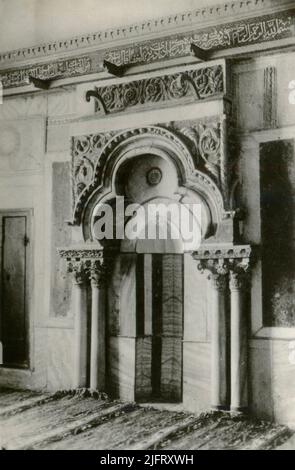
234 68 264 130
0 95 47 120
47 122 71 153
0 118 45 174
50 162 72 317
162 255 183 337
271 340 295 427
107 255 121 336
183 341 211 413
119 254 137 337
47 327 74 391
161 337 182 402
249 340 274 421
107 336 136 401
260 139 295 326
183 254 208 342
135 336 152 401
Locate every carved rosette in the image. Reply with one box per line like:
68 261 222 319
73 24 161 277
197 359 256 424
59 247 111 288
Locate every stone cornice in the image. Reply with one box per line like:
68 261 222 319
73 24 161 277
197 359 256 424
192 244 252 260
0 0 293 69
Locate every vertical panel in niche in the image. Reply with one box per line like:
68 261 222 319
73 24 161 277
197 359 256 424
260 139 295 326
51 162 72 317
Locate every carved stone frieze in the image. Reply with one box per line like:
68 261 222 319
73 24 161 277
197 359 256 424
88 65 224 114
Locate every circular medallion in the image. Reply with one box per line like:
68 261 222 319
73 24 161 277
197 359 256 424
146 167 162 186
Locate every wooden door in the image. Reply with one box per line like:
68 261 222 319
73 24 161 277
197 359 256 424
0 211 30 367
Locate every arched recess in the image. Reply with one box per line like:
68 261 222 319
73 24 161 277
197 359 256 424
77 126 225 402
79 126 225 244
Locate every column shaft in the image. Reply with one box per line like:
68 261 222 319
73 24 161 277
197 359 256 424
73 280 87 388
90 282 105 390
230 273 248 412
210 275 227 410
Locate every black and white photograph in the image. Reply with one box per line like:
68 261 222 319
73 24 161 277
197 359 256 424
0 0 294 455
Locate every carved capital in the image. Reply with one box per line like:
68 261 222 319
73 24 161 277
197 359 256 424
59 245 114 288
67 260 87 286
228 260 251 292
208 272 228 291
197 259 229 290
87 259 109 288
193 243 253 291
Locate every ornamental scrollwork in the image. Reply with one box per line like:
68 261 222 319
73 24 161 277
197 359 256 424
88 65 224 114
72 132 114 205
71 125 197 225
178 122 221 183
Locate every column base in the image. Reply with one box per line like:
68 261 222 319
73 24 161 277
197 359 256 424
230 406 248 414
211 405 228 411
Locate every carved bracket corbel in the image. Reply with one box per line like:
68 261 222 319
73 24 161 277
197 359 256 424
190 43 212 62
103 60 129 77
85 89 108 115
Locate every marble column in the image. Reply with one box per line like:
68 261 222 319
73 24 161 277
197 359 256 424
72 263 88 388
208 270 228 410
229 268 249 412
89 261 106 391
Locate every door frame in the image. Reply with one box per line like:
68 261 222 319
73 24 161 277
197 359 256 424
0 208 33 369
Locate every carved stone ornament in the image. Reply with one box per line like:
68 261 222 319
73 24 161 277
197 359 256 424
146 167 162 186
87 65 224 114
193 244 252 290
71 121 225 225
1 6 294 89
59 246 111 287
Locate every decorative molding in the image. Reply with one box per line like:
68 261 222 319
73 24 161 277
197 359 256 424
263 66 277 128
193 244 251 260
1 7 294 89
0 1 293 67
59 246 105 260
86 64 224 114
